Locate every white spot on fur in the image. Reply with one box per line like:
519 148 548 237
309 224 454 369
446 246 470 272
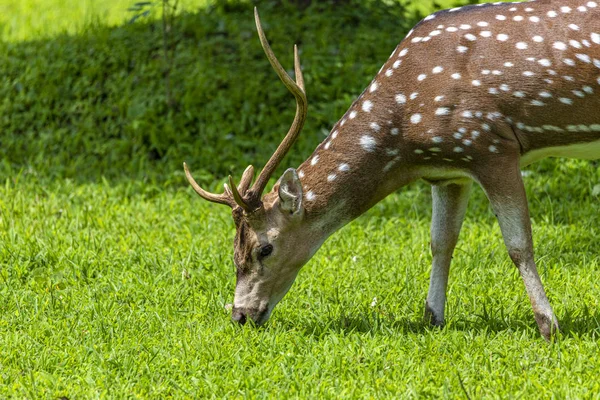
538 59 551 67
516 42 528 50
576 54 592 63
553 42 567 50
559 97 574 105
360 135 377 152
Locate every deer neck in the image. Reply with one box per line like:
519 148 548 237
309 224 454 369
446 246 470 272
294 91 420 234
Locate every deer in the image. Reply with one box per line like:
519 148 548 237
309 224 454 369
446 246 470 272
184 1 600 340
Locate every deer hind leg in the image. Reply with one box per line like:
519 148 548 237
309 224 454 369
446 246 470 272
476 162 559 341
425 181 472 327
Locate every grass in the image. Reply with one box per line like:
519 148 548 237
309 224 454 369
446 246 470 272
0 0 213 42
0 0 467 43
1 0 600 398
1 161 599 398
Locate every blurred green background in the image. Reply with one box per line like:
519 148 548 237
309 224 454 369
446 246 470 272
0 0 481 186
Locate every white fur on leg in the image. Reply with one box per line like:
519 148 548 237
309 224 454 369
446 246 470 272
425 182 472 325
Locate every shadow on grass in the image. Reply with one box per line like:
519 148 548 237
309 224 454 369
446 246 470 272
310 312 427 335
285 307 600 339
558 306 600 339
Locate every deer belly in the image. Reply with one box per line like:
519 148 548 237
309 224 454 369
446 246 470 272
520 139 600 166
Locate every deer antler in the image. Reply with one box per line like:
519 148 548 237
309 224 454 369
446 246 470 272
183 162 236 208
246 7 308 205
183 162 255 211
184 8 307 212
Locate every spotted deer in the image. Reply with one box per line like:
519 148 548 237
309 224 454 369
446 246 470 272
185 2 600 340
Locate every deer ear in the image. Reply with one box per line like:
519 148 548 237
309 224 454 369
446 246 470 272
278 168 303 215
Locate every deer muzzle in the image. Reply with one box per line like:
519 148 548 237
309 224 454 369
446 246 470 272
231 306 270 326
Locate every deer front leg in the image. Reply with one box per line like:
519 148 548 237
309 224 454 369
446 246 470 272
477 164 559 341
425 182 472 327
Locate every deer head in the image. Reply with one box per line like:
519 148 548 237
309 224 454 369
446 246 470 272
184 8 315 325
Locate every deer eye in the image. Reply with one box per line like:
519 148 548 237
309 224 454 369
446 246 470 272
259 244 273 258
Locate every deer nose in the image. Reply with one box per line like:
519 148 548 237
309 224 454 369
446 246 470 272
231 308 247 325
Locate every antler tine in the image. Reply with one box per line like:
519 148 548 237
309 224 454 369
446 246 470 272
250 8 308 202
238 165 255 194
183 162 236 208
228 175 252 212
294 45 305 91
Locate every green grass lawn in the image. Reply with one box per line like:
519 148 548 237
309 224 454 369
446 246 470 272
1 161 599 398
0 0 213 42
1 0 600 398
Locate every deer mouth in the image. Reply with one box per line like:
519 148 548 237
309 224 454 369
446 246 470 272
231 306 271 326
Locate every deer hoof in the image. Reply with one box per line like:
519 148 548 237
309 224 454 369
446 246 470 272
535 312 560 341
424 302 445 327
